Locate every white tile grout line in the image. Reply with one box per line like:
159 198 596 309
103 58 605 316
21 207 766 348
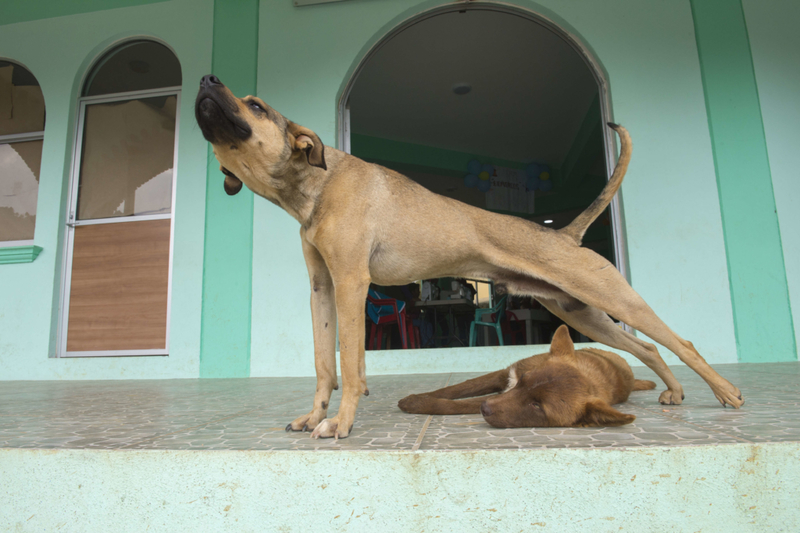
412 374 452 452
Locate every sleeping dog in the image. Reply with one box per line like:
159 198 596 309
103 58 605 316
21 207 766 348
398 325 655 427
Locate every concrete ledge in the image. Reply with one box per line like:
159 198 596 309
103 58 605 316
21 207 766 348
2 443 798 531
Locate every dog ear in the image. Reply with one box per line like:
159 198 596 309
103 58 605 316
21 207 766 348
579 399 636 426
220 166 243 196
550 325 575 356
288 122 327 170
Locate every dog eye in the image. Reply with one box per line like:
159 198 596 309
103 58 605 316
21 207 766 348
531 402 541 410
249 101 264 112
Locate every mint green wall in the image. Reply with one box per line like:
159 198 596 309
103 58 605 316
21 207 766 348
251 0 738 376
692 0 795 362
0 0 214 379
199 0 259 379
741 0 800 359
0 0 796 381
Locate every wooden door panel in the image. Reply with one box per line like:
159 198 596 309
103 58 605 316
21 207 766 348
66 219 170 352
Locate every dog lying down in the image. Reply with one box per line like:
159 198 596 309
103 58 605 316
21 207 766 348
398 325 655 427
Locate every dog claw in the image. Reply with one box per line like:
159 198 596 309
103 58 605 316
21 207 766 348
302 424 309 432
285 424 292 432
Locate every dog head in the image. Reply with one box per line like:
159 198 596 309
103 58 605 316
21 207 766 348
194 74 326 198
480 325 636 428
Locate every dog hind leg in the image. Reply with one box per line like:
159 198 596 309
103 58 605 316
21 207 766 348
535 297 685 405
532 249 743 408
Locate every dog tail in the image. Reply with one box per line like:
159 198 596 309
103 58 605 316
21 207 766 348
560 123 632 245
633 379 657 391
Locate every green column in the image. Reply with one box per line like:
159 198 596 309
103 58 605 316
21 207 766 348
691 0 796 361
199 0 259 377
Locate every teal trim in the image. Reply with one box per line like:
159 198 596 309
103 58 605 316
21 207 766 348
691 0 796 362
199 0 259 378
0 0 168 26
0 245 43 264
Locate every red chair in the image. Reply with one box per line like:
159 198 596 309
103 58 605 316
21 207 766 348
366 289 417 350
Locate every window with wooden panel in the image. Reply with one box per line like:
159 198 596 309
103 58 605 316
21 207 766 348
60 41 181 357
0 61 44 246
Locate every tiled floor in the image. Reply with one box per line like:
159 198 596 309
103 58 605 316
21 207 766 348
1 363 798 452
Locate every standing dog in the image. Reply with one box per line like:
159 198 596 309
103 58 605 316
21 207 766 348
195 75 743 439
398 325 656 427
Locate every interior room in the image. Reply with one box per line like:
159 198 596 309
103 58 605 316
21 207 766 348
348 9 616 350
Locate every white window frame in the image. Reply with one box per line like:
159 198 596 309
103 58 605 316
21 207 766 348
0 130 45 248
57 85 181 358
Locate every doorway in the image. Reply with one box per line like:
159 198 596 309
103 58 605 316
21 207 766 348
342 7 625 350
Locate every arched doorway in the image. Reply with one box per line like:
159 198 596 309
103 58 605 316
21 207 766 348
341 6 626 350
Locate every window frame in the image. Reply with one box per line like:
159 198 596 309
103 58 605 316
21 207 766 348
58 84 181 358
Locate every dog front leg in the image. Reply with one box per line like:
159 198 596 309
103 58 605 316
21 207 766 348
310 273 369 439
287 233 338 432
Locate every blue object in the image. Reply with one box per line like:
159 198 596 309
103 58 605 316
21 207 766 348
469 295 508 347
540 180 553 192
526 162 541 178
478 180 491 193
481 163 495 176
366 288 405 325
467 159 482 175
526 176 540 191
464 174 479 188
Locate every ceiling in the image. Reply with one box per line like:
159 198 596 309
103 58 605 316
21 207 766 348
348 9 599 168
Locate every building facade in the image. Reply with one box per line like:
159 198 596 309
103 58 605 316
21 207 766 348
0 0 797 381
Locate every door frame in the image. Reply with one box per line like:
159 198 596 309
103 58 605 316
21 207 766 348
337 3 630 290
57 85 181 357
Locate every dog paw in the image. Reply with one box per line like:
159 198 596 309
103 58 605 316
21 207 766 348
286 410 325 432
310 416 353 439
658 389 684 406
714 384 744 409
398 394 429 414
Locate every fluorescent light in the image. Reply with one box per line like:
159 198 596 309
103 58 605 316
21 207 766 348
544 219 553 224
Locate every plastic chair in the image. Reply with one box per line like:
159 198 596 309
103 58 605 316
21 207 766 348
469 295 508 347
366 288 413 350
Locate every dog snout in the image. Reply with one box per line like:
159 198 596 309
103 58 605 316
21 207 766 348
200 74 222 88
480 401 493 418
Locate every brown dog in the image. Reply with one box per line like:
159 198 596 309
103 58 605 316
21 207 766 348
398 325 656 427
194 75 743 439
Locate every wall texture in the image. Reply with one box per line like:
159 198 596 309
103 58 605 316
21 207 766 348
0 0 796 381
0 0 213 379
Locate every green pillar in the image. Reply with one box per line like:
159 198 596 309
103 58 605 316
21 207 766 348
199 0 259 377
691 0 796 361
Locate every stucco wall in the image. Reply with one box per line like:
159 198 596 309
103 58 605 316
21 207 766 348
251 0 738 377
0 0 796 380
0 0 213 379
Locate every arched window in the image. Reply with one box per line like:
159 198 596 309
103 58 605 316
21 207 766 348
61 40 181 357
0 60 45 245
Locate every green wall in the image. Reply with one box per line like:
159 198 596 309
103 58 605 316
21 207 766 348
741 0 800 359
0 0 214 379
0 0 797 381
691 0 795 362
252 0 740 375
199 0 259 379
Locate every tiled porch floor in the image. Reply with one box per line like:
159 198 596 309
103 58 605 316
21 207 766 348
1 363 798 452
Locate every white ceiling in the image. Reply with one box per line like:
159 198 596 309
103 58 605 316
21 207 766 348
348 9 599 168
